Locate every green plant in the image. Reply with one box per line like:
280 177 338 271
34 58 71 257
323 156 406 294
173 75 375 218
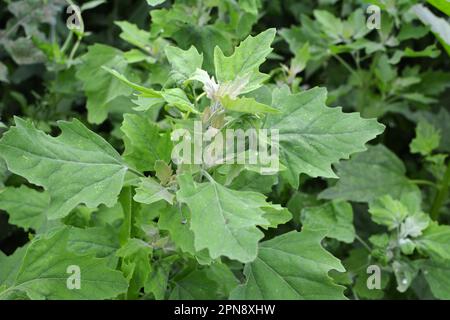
0 0 449 300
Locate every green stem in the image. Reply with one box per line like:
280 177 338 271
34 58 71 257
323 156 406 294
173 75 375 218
430 160 450 220
61 31 74 54
411 179 438 189
355 234 371 252
330 53 360 82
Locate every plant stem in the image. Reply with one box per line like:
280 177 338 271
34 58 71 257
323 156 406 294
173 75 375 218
355 234 371 252
430 160 450 220
128 167 145 177
330 52 360 82
410 179 438 189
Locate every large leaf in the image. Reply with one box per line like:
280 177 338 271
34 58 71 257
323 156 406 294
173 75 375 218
320 145 420 203
0 186 49 231
176 174 269 263
421 258 450 299
0 228 128 300
230 230 346 299
0 117 128 219
265 87 384 188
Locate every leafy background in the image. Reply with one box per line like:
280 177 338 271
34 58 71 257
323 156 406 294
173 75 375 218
0 0 449 300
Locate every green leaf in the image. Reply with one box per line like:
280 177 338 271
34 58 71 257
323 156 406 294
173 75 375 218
214 28 276 93
421 258 450 299
134 177 174 205
313 10 343 42
170 268 219 300
410 121 441 156
161 88 199 114
320 145 420 203
413 4 450 56
416 223 450 260
0 118 128 220
0 186 49 231
102 66 162 97
147 0 166 6
115 21 151 50
76 44 133 124
0 246 27 288
165 45 203 82
220 95 279 114
176 174 269 263
121 113 172 172
301 201 355 243
0 228 128 300
158 205 211 264
265 87 384 188
67 226 120 259
369 195 410 229
230 230 346 299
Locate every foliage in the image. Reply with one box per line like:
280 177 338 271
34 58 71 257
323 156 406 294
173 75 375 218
0 0 449 300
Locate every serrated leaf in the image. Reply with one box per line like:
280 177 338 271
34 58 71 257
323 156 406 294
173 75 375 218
0 228 128 300
214 29 276 93
421 258 450 300
410 121 441 156
320 145 420 203
416 223 450 260
230 230 346 299
176 174 269 263
165 45 203 82
0 117 128 219
265 87 384 188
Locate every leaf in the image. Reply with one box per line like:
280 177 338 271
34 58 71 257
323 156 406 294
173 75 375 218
0 228 128 300
134 177 174 205
121 113 172 172
427 0 450 16
416 223 450 260
301 201 355 243
320 145 420 203
157 205 211 264
0 62 9 83
67 226 120 259
0 246 27 288
170 268 219 300
220 95 279 114
102 66 162 97
0 117 128 219
165 45 203 82
214 28 276 94
368 195 410 230
0 186 49 231
421 258 450 299
176 174 269 263
413 4 450 55
115 21 152 50
147 0 166 6
161 88 199 114
230 230 346 299
76 44 133 124
410 121 441 156
264 87 384 188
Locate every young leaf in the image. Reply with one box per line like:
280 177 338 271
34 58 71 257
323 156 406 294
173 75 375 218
0 117 128 219
214 28 276 94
